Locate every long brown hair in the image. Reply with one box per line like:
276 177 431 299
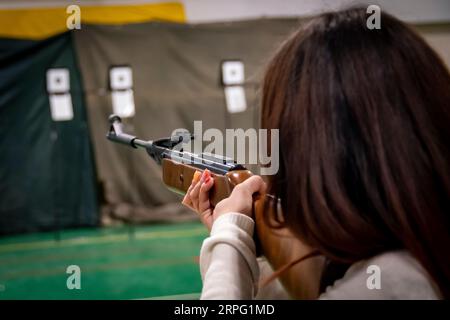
261 7 450 298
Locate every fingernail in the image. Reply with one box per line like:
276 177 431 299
193 171 202 183
205 177 211 184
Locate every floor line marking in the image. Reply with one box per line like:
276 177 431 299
0 228 206 253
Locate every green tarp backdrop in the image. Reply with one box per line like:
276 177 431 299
0 33 98 235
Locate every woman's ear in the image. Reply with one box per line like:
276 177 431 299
265 194 287 229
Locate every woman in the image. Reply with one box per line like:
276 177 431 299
182 7 449 299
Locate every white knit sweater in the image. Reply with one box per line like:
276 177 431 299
199 213 441 300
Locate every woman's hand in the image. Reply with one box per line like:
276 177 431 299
182 169 215 230
182 169 266 231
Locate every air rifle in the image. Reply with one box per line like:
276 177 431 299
106 114 254 205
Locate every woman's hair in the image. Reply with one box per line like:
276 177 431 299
261 7 450 298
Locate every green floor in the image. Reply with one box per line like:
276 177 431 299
0 222 208 300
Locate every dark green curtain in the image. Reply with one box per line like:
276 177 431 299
0 32 98 235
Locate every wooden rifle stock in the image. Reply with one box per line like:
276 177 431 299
161 158 324 299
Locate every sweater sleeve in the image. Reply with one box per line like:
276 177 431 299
199 212 260 300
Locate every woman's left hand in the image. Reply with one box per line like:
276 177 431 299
182 169 266 231
182 169 215 230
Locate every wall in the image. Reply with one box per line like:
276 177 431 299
0 0 449 24
417 24 450 68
